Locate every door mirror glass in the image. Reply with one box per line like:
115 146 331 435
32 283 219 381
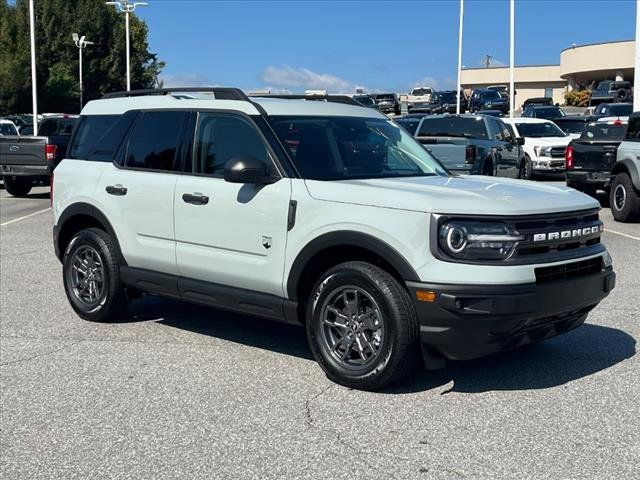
224 157 274 184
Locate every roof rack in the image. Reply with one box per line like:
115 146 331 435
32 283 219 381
250 94 361 107
101 87 249 101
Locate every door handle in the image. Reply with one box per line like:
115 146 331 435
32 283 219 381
106 185 127 196
182 193 209 205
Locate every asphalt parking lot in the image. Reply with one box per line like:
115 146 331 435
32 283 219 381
1 185 638 479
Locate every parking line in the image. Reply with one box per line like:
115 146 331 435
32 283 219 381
604 228 640 241
0 208 51 227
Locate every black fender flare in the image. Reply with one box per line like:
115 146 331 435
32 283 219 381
286 231 420 300
612 158 640 190
55 202 126 265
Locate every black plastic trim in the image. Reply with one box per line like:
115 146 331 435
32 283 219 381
613 157 640 190
286 231 420 300
287 200 298 231
120 267 301 325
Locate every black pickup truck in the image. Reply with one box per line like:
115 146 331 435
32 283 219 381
0 115 77 196
565 119 627 196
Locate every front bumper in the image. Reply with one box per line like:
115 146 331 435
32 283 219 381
533 157 565 172
407 267 615 361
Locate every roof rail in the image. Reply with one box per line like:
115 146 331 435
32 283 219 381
101 87 249 101
250 93 361 107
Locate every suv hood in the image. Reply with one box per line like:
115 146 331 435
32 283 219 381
304 175 599 216
526 136 572 147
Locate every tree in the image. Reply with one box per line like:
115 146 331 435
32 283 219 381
0 0 164 114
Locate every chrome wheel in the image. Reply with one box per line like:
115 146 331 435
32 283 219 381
613 184 626 211
69 246 105 305
319 286 384 369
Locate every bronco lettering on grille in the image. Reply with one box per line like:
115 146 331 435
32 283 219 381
532 224 603 242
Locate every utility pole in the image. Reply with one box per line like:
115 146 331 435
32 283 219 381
28 0 38 135
105 1 148 91
484 55 493 68
509 0 515 117
456 0 464 114
635 0 640 111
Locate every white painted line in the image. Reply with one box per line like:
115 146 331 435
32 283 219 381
604 228 640 241
0 207 51 227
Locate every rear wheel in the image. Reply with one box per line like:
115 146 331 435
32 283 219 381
610 172 640 222
518 155 534 180
62 228 129 322
306 261 419 391
3 176 32 197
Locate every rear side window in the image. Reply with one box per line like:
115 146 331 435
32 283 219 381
39 117 77 136
625 117 640 140
69 115 119 159
580 123 627 141
418 117 488 139
88 111 138 162
125 111 187 171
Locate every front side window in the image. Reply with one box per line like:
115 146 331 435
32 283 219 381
125 111 186 171
271 116 448 181
193 113 268 177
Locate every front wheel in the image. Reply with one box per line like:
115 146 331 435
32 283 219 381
62 228 129 322
518 155 534 180
610 173 640 222
306 261 419 391
3 176 32 197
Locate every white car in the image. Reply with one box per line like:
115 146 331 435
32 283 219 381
503 117 572 179
52 87 615 390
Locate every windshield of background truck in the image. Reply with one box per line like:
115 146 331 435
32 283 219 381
0 123 18 135
534 107 565 118
417 117 488 139
271 116 448 180
412 88 431 96
515 122 566 138
580 124 627 141
481 91 501 100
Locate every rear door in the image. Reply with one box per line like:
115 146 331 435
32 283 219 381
174 111 291 297
95 110 189 276
488 118 519 177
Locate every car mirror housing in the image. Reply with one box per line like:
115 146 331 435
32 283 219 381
516 137 525 146
223 157 275 185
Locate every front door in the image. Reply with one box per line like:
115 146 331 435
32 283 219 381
174 112 291 297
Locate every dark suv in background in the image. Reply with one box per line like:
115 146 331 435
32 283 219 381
590 80 633 106
469 89 509 114
370 93 400 115
428 90 467 114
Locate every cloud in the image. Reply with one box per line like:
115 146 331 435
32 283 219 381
260 65 353 92
158 73 215 87
411 76 439 90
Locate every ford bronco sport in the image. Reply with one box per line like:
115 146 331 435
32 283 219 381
52 88 616 390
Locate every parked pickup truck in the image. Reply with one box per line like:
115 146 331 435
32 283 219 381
589 80 633 106
405 86 433 112
0 115 77 196
414 114 524 177
565 118 627 197
610 113 640 221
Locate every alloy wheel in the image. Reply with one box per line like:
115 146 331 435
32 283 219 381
69 246 106 306
613 184 626 211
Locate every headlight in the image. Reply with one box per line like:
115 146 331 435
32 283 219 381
534 146 552 157
439 221 524 261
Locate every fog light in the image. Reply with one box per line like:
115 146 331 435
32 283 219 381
416 290 436 302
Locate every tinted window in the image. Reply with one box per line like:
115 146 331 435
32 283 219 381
89 111 138 162
0 123 18 135
271 116 447 181
514 122 566 138
125 111 186 171
625 117 640 140
608 104 632 116
412 88 431 96
555 119 586 134
417 117 488 139
68 115 119 159
194 113 268 177
395 118 421 135
481 91 500 100
580 123 627 141
533 107 565 119
39 117 77 136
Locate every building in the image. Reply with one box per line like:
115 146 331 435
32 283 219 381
460 40 634 109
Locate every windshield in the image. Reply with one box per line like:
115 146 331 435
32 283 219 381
375 94 395 102
580 123 627 141
394 117 421 135
412 88 432 96
0 123 18 135
437 92 456 102
271 116 448 180
555 119 585 134
417 117 488 139
353 96 375 107
480 91 501 100
533 107 565 119
514 122 566 138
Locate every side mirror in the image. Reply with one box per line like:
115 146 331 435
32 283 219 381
223 157 275 184
516 137 525 146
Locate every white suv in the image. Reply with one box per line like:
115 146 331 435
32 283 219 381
52 88 616 390
503 117 572 179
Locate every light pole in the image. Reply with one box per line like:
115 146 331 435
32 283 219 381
509 0 515 118
635 0 640 111
28 0 38 135
105 1 148 91
72 33 94 111
456 0 464 114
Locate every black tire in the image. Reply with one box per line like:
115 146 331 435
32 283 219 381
306 261 419 391
519 154 534 180
62 228 129 322
482 158 494 176
610 172 640 222
616 89 630 102
3 176 32 197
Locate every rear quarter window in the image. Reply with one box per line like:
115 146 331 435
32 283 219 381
68 115 120 159
625 117 640 141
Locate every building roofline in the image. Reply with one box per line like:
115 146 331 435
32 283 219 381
560 39 633 53
462 64 559 71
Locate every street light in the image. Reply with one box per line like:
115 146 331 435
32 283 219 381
105 0 148 91
72 33 94 111
28 0 38 135
456 0 464 114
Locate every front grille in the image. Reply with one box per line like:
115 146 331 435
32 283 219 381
535 257 603 284
550 146 567 158
514 210 602 259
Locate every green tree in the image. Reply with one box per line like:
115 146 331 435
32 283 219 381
0 0 164 114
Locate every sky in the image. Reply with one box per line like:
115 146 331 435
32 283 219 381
135 0 637 93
